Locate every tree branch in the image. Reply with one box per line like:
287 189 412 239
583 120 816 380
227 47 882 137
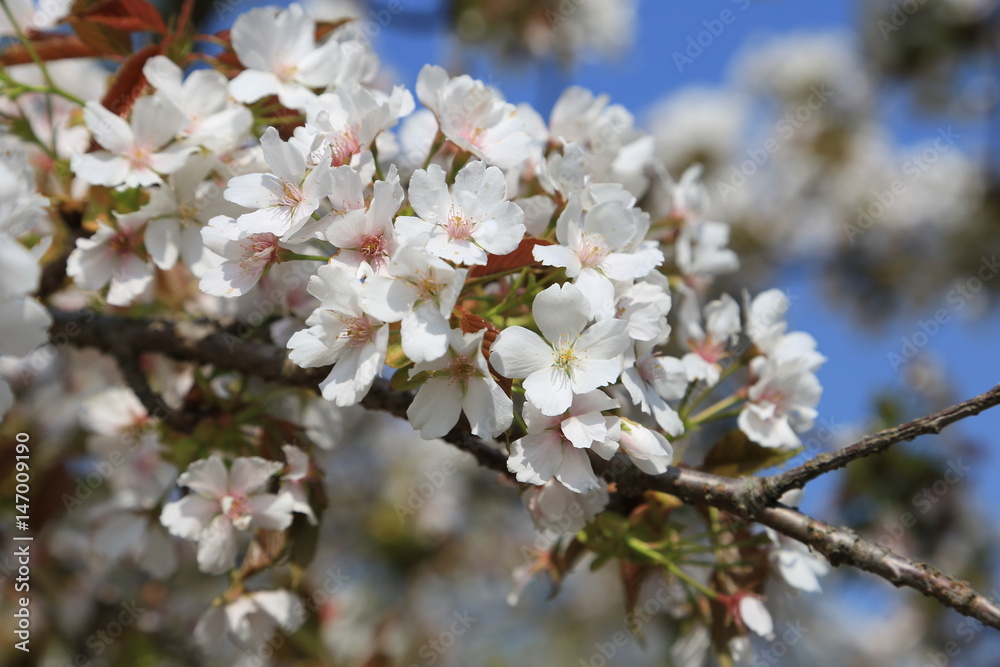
757 383 1000 505
46 308 1000 629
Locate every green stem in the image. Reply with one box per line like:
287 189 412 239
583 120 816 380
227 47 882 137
626 536 717 599
0 1 85 107
688 394 743 426
423 132 445 170
280 252 329 263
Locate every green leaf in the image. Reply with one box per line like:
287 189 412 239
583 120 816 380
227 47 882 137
702 430 803 478
384 340 409 369
390 366 427 392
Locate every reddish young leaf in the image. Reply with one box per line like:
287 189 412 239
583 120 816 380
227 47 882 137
68 18 132 55
456 308 512 396
0 34 98 65
73 0 167 33
467 237 554 279
101 43 161 116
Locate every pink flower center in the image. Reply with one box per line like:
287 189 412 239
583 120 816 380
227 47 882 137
329 131 363 167
340 315 375 347
278 180 305 208
126 143 153 170
577 231 609 268
221 493 253 529
359 232 388 261
243 233 279 261
274 61 298 84
444 212 475 241
444 355 475 384
690 337 724 364
108 229 137 256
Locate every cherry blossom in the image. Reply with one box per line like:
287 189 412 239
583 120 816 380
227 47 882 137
71 98 194 189
142 56 252 153
287 263 389 406
490 282 630 416
279 444 318 525
228 4 374 111
199 215 282 297
416 64 533 169
0 146 49 236
508 394 618 491
620 339 686 436
194 589 305 653
396 161 526 266
533 196 663 316
507 391 621 493
322 166 403 273
361 246 467 363
523 480 609 536
738 357 822 448
677 290 741 384
617 418 675 474
66 216 154 306
224 127 332 241
115 155 241 276
160 455 294 575
406 329 513 439
296 82 413 175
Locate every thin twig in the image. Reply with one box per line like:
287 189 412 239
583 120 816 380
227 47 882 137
757 383 1000 505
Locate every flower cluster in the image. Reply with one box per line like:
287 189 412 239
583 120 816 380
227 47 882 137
0 2 834 659
52 0 823 546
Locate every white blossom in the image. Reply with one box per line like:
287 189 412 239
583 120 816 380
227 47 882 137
416 65 533 169
160 456 294 575
361 246 467 363
490 282 630 416
71 98 194 189
287 263 389 406
228 3 374 110
406 329 513 439
507 391 620 493
225 127 332 241
396 161 525 266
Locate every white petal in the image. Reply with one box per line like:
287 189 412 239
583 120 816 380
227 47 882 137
508 432 563 485
197 514 238 574
249 493 294 530
533 282 590 340
408 377 463 439
489 326 551 378
523 367 573 416
179 455 228 498
160 494 218 540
